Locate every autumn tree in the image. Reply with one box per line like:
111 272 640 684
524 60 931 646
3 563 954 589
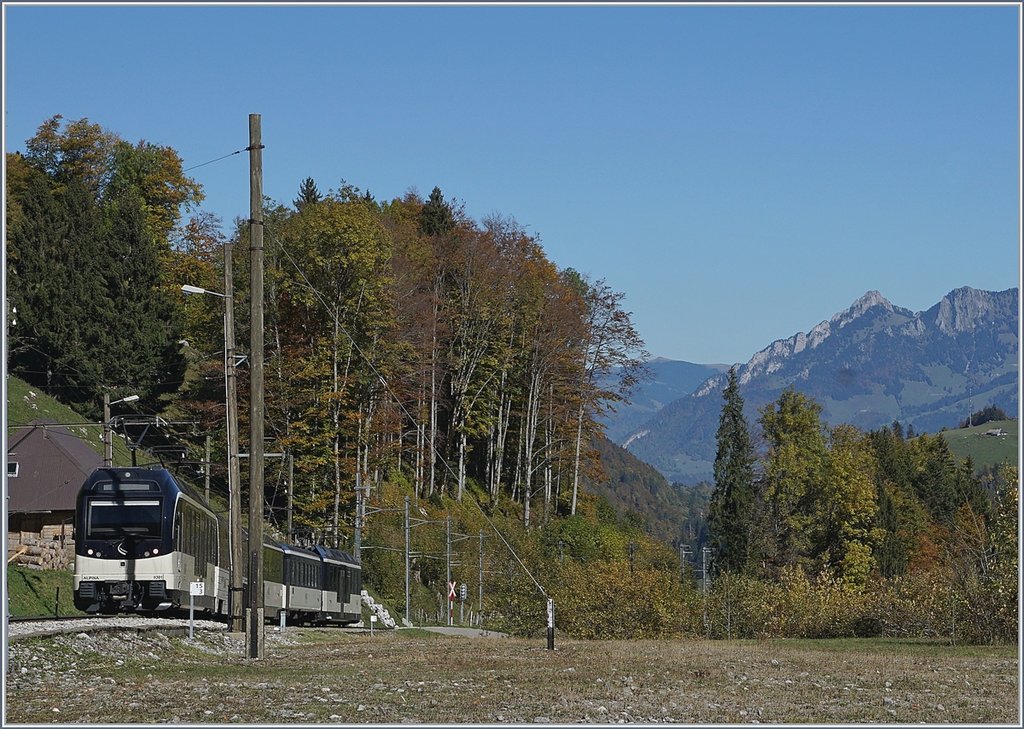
982 465 1018 640
270 195 394 544
758 389 827 574
815 425 880 585
562 271 648 516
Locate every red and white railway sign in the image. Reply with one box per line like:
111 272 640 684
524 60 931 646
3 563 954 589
448 581 457 601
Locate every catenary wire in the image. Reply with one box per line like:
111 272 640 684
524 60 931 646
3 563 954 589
183 148 246 173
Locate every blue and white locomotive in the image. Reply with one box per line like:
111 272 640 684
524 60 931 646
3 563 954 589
73 466 362 625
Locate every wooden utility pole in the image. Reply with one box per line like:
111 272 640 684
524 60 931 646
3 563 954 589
225 240 243 634
404 496 410 627
204 435 211 503
354 471 362 558
286 452 294 541
446 516 452 626
246 113 265 660
103 394 112 466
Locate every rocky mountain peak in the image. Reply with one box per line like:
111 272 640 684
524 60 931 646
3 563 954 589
732 290 902 386
836 290 894 324
932 286 1006 335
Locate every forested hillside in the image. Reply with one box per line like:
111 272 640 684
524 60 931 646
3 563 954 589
703 370 1017 643
6 115 648 546
582 435 704 544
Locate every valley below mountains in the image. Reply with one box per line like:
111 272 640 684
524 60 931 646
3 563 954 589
618 286 1019 484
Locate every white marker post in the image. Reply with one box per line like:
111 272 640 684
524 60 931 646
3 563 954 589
189 581 205 639
546 598 555 651
370 614 377 637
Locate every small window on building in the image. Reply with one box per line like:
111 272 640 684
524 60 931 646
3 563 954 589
7 462 19 478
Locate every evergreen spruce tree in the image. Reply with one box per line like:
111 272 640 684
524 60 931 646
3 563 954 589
708 367 756 573
7 118 191 417
6 166 76 386
294 176 321 211
418 186 455 237
98 187 185 407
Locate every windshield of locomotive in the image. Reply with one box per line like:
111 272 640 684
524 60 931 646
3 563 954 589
86 499 163 538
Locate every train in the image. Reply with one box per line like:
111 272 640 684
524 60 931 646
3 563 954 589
72 466 362 626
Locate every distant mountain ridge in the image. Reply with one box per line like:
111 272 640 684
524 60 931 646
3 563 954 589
599 358 728 442
623 286 1019 484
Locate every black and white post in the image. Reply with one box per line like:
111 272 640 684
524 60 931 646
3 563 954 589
546 598 555 650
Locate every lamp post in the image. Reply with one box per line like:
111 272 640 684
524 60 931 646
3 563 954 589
103 394 139 466
181 256 243 633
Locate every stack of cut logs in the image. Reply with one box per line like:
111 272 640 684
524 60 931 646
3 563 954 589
7 529 74 570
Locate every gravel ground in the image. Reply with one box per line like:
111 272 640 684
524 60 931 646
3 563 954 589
7 616 227 641
3 626 1019 724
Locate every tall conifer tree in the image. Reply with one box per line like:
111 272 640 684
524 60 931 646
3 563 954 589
294 176 321 211
418 186 455 237
708 367 756 573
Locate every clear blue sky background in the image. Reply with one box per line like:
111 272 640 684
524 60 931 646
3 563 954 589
4 3 1020 364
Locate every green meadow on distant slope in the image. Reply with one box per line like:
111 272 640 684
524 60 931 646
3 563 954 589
940 419 1018 472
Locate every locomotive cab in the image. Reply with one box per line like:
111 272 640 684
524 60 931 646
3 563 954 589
73 468 200 613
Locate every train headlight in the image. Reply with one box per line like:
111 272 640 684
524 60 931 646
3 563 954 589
87 548 93 555
152 548 159 555
143 551 150 557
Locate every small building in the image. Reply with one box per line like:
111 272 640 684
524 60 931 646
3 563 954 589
7 420 102 535
983 428 1007 437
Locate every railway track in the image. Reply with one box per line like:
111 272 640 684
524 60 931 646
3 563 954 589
7 614 227 641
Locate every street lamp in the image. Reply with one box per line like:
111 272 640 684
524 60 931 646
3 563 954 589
103 394 140 466
181 247 242 634
181 284 224 298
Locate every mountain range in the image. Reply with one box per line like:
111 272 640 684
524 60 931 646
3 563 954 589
617 286 1019 484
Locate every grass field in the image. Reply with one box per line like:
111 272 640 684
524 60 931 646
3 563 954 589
6 566 85 618
940 419 1018 473
5 626 1018 724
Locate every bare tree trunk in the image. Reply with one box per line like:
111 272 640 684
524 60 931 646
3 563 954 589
571 401 585 516
457 430 467 501
414 390 425 500
429 315 438 497
543 384 554 522
332 314 341 547
512 421 524 503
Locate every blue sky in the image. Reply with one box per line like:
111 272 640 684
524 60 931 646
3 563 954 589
3 3 1020 364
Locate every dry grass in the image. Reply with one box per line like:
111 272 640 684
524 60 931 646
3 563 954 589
4 627 1019 724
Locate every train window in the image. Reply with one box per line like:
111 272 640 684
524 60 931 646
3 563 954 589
87 499 162 538
95 481 157 492
264 548 283 583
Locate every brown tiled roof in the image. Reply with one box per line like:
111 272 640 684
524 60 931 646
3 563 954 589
6 420 103 513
